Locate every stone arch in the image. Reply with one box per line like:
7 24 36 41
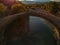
0 9 60 45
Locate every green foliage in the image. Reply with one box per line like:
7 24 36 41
0 2 60 17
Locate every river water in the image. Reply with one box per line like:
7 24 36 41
29 16 57 45
6 16 57 45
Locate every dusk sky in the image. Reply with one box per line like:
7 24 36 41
25 0 50 2
18 0 60 2
18 0 50 2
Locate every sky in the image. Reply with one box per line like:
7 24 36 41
18 0 60 2
18 0 50 2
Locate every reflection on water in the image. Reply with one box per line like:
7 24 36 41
29 16 53 31
29 16 57 45
6 16 57 45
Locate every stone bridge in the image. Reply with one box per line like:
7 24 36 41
0 8 60 45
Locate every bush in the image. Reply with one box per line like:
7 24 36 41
11 2 26 14
0 3 7 18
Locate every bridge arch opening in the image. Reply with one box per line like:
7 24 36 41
29 16 58 45
29 15 59 39
4 16 58 45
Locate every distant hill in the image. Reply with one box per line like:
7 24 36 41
21 1 51 4
21 1 60 4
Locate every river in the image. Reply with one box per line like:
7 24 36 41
6 16 57 45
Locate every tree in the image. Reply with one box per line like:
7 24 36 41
0 3 7 18
51 2 59 15
11 2 26 14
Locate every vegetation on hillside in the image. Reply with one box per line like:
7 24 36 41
0 1 60 17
